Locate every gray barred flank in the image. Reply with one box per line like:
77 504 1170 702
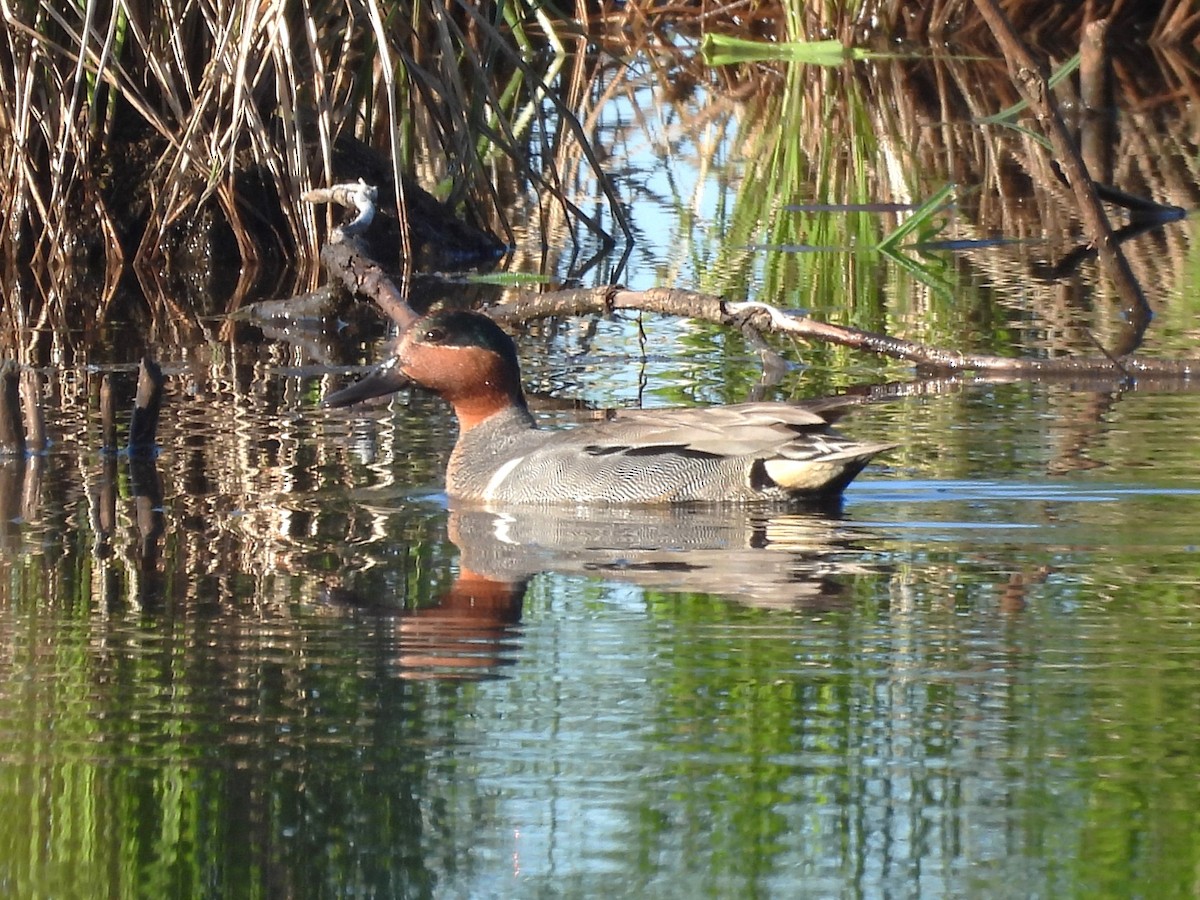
447 398 894 505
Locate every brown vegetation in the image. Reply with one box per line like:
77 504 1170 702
2 1 1197 355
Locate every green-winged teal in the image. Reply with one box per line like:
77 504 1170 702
325 309 895 504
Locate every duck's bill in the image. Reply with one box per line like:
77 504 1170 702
323 359 410 408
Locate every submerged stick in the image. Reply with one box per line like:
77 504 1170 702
1079 18 1114 184
128 357 164 456
1079 19 1112 114
0 362 24 456
100 374 118 453
20 369 46 453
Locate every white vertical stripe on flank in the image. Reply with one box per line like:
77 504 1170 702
481 456 525 500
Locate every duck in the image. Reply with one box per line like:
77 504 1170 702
324 309 895 504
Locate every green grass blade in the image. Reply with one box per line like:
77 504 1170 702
464 272 551 286
700 35 869 68
877 183 956 251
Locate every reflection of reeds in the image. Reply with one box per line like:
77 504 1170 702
2 2 1196 360
0 356 459 621
864 48 1200 345
588 42 1200 352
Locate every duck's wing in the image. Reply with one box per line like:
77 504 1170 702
551 402 895 496
569 402 860 458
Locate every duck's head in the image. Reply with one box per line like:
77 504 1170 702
324 309 527 429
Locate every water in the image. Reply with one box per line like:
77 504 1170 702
4 43 1200 900
1 373 1199 898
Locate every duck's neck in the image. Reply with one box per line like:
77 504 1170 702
450 389 536 434
445 400 540 501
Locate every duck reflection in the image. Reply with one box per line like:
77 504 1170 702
328 500 874 680
323 569 527 680
446 501 865 612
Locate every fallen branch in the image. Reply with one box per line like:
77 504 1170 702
298 185 1199 383
307 182 419 328
484 288 1200 379
320 240 419 329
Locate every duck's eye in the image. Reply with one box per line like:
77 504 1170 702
423 326 447 343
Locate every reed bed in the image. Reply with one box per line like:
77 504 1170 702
2 1 1196 353
0 0 1197 375
591 1 1200 46
0 1 629 353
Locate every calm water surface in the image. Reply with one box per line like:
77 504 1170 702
1 375 1198 899
4 43 1200 900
